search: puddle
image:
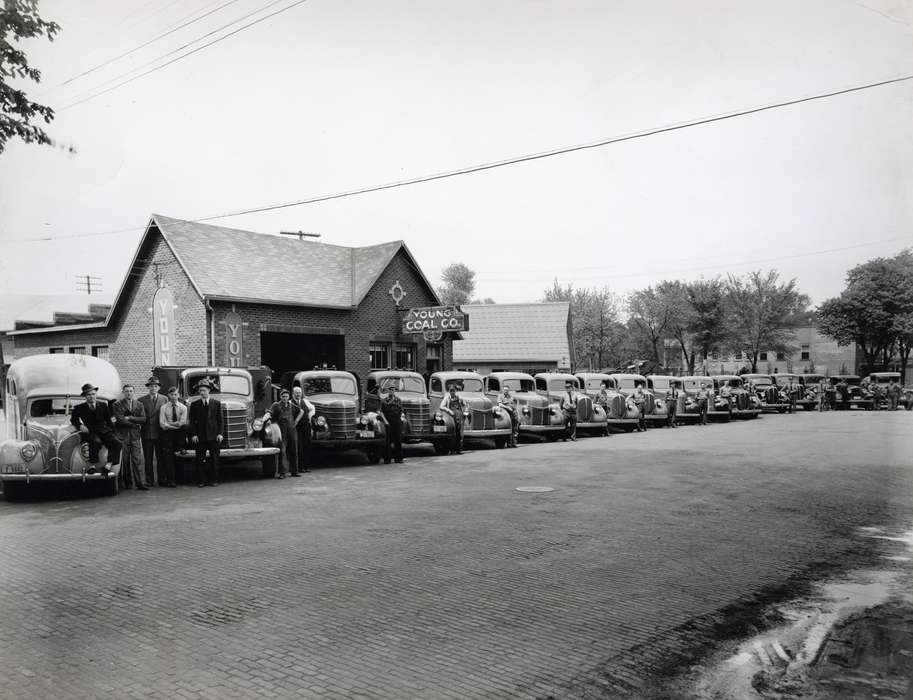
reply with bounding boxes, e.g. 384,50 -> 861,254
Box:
688,525 -> 913,699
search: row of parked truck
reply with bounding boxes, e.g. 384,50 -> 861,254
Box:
1,354 -> 910,500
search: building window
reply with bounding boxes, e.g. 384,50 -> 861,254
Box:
69,346 -> 87,355
425,344 -> 442,373
92,345 -> 110,361
800,344 -> 810,361
49,347 -> 64,354
369,343 -> 389,370
776,352 -> 785,361
759,352 -> 768,361
394,344 -> 415,370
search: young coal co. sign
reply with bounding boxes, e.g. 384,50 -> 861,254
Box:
402,306 -> 468,334
152,287 -> 176,365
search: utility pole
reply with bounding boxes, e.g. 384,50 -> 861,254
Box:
279,230 -> 321,241
76,275 -> 102,295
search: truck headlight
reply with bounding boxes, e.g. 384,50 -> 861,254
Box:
549,406 -> 557,415
522,406 -> 530,415
315,416 -> 327,428
252,418 -> 264,432
492,407 -> 502,416
434,411 -> 443,422
359,416 -> 368,426
20,443 -> 38,462
462,409 -> 470,417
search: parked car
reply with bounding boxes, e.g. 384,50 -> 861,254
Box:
429,371 -> 513,448
484,372 -> 565,440
285,369 -> 387,462
772,373 -> 815,411
610,373 -> 669,426
646,375 -> 685,424
862,372 -> 912,410
153,366 -> 282,477
797,373 -> 827,409
827,375 -> 874,410
1,354 -> 123,500
710,375 -> 761,419
364,370 -> 452,455
534,373 -> 609,436
679,376 -> 731,421
577,372 -> 639,431
743,374 -> 790,413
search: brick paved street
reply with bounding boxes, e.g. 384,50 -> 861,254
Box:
1,411 -> 911,700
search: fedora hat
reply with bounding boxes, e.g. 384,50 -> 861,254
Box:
145,376 -> 161,387
195,378 -> 214,391
80,383 -> 99,396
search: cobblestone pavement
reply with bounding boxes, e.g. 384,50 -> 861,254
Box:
1,411 -> 911,699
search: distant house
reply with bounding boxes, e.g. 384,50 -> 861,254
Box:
452,302 -> 574,375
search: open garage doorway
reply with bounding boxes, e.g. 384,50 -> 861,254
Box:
260,332 -> 345,380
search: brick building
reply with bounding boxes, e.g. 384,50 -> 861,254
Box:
452,302 -> 574,375
9,215 -> 452,394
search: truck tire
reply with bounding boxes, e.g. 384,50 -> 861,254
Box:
494,436 -> 507,449
3,483 -> 25,502
433,441 -> 450,456
102,476 -> 119,497
261,453 -> 277,479
366,449 -> 382,464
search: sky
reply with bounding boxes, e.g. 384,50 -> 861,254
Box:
1,0 -> 912,322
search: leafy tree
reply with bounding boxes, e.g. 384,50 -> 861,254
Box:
542,280 -> 624,370
685,278 -> 728,368
1,1 -> 60,153
437,262 -> 476,305
725,270 -> 809,372
627,286 -> 671,368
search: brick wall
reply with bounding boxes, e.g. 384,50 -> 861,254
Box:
12,229 -> 209,389
210,249 -> 452,393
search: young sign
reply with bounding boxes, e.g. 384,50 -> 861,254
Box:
402,305 -> 467,334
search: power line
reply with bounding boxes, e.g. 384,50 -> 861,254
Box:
13,72 -> 913,242
58,0 -> 308,111
58,0 -> 243,87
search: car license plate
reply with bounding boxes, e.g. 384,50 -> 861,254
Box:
2,464 -> 26,474
356,430 -> 374,438
433,425 -> 447,433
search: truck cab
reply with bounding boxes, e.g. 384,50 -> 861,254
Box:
610,373 -> 668,426
429,371 -> 512,448
1,354 -> 123,500
577,372 -> 638,430
678,376 -> 730,421
364,370 -> 451,455
710,375 -> 761,418
743,374 -> 790,413
484,371 -> 564,439
534,373 -> 609,436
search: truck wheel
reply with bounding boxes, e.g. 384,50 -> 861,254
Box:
366,449 -> 382,465
494,436 -> 507,449
261,454 -> 277,479
103,476 -> 119,497
2,483 -> 24,502
433,441 -> 450,456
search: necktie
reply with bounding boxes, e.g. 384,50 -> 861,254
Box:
172,404 -> 178,422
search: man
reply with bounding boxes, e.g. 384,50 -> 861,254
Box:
870,381 -> 882,411
70,383 -> 121,475
836,378 -> 849,410
560,381 -> 577,441
158,386 -> 187,487
665,382 -> 679,428
440,384 -> 466,454
696,382 -> 710,426
139,376 -> 168,486
113,384 -> 148,490
291,386 -> 315,473
266,388 -> 302,478
188,379 -> 223,487
498,384 -> 519,448
887,379 -> 900,411
380,384 -> 405,463
786,379 -> 798,414
825,379 -> 837,411
632,385 -> 647,432
818,378 -> 828,412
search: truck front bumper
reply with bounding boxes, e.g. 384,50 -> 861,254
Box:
1,471 -> 118,483
175,447 -> 280,460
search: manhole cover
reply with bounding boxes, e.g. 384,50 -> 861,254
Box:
515,486 -> 554,493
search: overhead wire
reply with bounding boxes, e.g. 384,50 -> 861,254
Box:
57,0 -> 308,111
10,72 -> 913,243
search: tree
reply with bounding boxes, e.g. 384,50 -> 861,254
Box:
542,280 -> 624,370
818,249 -> 913,381
654,280 -> 696,373
725,270 -> 809,372
627,286 -> 671,368
685,278 -> 728,369
437,262 -> 476,305
1,1 -> 60,153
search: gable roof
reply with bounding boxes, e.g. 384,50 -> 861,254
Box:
453,302 -> 572,364
11,215 -> 440,335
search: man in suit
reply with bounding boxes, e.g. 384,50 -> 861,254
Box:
139,376 -> 168,486
158,386 -> 187,487
291,386 -> 315,473
70,383 -> 121,474
561,381 -> 577,441
113,384 -> 149,490
440,384 -> 466,454
380,384 -> 405,463
188,379 -> 223,487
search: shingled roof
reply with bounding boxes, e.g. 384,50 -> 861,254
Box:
153,214 -> 426,308
453,302 -> 572,363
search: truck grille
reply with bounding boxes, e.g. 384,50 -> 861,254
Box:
576,396 -> 593,422
736,393 -> 749,410
642,394 -> 655,415
318,405 -> 357,439
402,402 -> 430,435
470,409 -> 494,431
222,406 -> 249,449
764,387 -> 778,404
530,405 -> 551,426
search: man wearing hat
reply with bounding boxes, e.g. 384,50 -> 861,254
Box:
379,383 -> 405,464
70,383 -> 121,474
139,376 -> 168,486
265,388 -> 302,478
113,384 -> 149,490
440,383 -> 467,454
560,381 -> 577,441
188,378 -> 223,487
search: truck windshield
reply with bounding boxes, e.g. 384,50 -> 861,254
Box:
683,379 -> 709,391
380,376 -> 426,393
650,378 -> 669,390
446,378 -> 483,392
615,378 -> 645,390
187,375 -> 250,396
749,377 -> 773,386
30,397 -> 85,417
303,376 -> 356,396
502,378 -> 535,392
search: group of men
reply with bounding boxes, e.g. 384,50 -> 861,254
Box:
264,386 -> 314,478
814,377 -> 905,411
71,376 -> 233,489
